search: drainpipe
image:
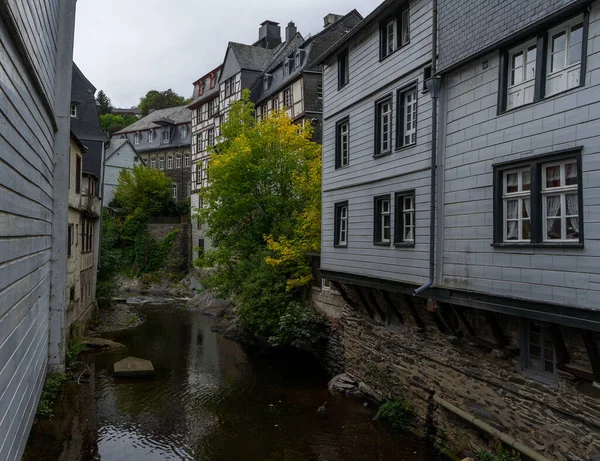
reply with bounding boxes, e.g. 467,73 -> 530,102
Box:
433,395 -> 550,461
414,0 -> 441,296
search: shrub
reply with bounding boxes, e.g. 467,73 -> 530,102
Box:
374,399 -> 412,433
37,373 -> 68,417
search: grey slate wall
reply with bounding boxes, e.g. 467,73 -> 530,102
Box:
440,2 -> 600,310
321,0 -> 434,284
438,0 -> 582,71
0,1 -> 75,459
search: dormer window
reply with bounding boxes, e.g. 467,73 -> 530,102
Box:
198,82 -> 204,96
134,132 -> 140,145
379,6 -> 410,59
181,125 -> 188,138
295,50 -> 304,68
70,104 -> 77,118
148,130 -> 155,142
162,131 -> 170,142
263,74 -> 272,92
209,74 -> 215,89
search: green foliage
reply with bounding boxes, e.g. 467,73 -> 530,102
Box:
37,373 -> 68,418
97,212 -> 122,308
100,113 -> 138,136
374,399 -> 412,433
476,448 -> 521,461
66,338 -> 85,362
112,165 -> 173,215
95,90 -> 112,115
195,90 -> 323,347
139,89 -> 186,116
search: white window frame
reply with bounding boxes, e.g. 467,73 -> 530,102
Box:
401,9 -> 410,46
385,19 -> 396,56
70,104 -> 77,118
541,159 -> 579,242
172,183 -> 177,199
546,15 -> 584,97
502,168 -> 531,242
181,126 -> 187,138
340,121 -> 349,167
167,155 -> 173,170
284,88 -> 293,107
379,99 -> 392,154
208,100 -> 216,117
162,131 -> 170,143
176,154 -> 182,168
402,194 -> 415,242
403,88 -> 417,146
337,204 -> 348,246
184,153 -> 191,167
207,128 -> 215,147
150,157 -> 156,169
159,157 -> 165,170
272,97 -> 279,111
317,81 -> 323,99
295,52 -> 301,68
377,197 -> 391,244
148,130 -> 155,142
507,39 -> 537,109
134,132 -> 140,145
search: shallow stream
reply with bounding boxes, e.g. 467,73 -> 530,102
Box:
24,303 -> 440,461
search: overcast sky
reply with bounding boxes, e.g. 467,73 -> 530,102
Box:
73,0 -> 382,108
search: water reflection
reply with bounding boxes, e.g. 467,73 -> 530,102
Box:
25,304 -> 439,461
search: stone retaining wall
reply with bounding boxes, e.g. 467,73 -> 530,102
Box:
311,286 -> 600,460
148,220 -> 191,272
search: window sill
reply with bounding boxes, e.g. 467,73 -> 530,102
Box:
394,242 -> 415,248
395,142 -> 417,153
338,83 -> 349,91
378,42 -> 410,63
491,242 -> 583,249
335,164 -> 350,171
374,242 -> 391,247
373,151 -> 392,159
334,244 -> 348,249
499,82 -> 585,116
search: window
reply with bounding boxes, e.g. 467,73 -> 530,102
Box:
263,74 -> 271,91
374,195 -> 391,245
159,157 -> 165,170
199,82 -> 205,96
69,286 -> 75,302
181,126 -> 187,138
272,97 -> 279,111
172,183 -> 178,199
67,224 -> 73,257
224,77 -> 235,98
317,80 -> 323,99
396,86 -> 417,147
207,128 -> 215,147
148,130 -> 155,142
210,74 -> 215,89
380,7 -> 410,59
335,118 -> 349,169
338,49 -> 349,88
196,134 -> 202,153
167,155 -> 173,169
176,154 -> 182,168
284,88 -> 293,107
198,239 -> 205,258
150,157 -> 156,169
134,132 -> 140,145
295,52 -> 302,68
422,66 -> 432,93
284,59 -> 290,77
507,40 -> 537,109
184,153 -> 191,167
162,131 -> 170,142
334,202 -> 348,247
547,18 -> 584,96
75,155 -> 81,193
196,107 -> 203,124
375,96 -> 392,156
208,99 -> 216,117
134,156 -> 139,163
494,151 -> 582,246
500,14 -> 586,112
395,192 -> 415,245
70,104 -> 77,118
521,320 -> 556,383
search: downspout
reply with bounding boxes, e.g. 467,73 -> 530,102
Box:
433,395 -> 550,461
414,0 -> 439,296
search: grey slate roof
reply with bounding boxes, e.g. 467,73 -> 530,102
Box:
115,105 -> 191,134
229,42 -> 278,71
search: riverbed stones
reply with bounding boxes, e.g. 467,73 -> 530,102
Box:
114,357 -> 154,377
82,337 -> 125,351
186,289 -> 234,317
328,373 -> 362,396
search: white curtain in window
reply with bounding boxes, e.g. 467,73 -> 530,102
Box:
546,166 -> 561,187
566,193 -> 579,233
546,196 -> 561,217
546,195 -> 561,238
507,173 -> 518,191
507,200 -> 518,239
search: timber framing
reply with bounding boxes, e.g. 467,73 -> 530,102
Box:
320,269 -> 600,332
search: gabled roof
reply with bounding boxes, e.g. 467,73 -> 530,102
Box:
70,63 -> 107,143
312,0 -> 398,66
228,42 -> 275,71
114,105 -> 191,134
70,130 -> 87,153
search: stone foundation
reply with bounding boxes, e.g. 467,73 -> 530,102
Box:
148,218 -> 191,272
311,285 -> 600,461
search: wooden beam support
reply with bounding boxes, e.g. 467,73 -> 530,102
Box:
583,330 -> 600,382
438,303 -> 461,337
484,311 -> 508,347
379,290 -> 404,325
549,325 -> 570,367
331,281 -> 358,310
403,294 -> 425,330
348,285 -> 375,319
363,286 -> 386,323
452,305 -> 476,337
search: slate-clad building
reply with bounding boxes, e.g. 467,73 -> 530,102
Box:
103,138 -> 141,205
0,1 -> 77,459
114,106 -> 192,202
315,0 -> 600,459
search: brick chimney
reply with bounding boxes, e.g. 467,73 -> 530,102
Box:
285,21 -> 297,42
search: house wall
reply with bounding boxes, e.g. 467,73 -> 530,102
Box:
103,142 -> 139,205
440,2 -> 600,310
139,147 -> 191,203
321,0 -> 434,285
0,1 -> 76,459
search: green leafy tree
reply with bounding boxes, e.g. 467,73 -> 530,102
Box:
100,113 -> 138,136
197,90 -> 324,346
112,164 -> 173,215
139,89 -> 186,116
96,90 -> 112,115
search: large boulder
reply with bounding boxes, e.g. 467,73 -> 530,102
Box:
185,290 -> 234,317
114,357 -> 154,377
328,373 -> 362,396
82,337 -> 125,351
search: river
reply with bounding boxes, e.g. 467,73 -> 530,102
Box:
24,303 -> 441,461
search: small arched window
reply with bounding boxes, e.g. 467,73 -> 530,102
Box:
167,155 -> 173,169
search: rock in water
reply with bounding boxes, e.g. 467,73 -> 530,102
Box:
328,373 -> 361,396
114,357 -> 154,377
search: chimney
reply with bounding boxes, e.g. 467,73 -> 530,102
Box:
257,20 -> 281,49
285,21 -> 297,42
323,13 -> 343,27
